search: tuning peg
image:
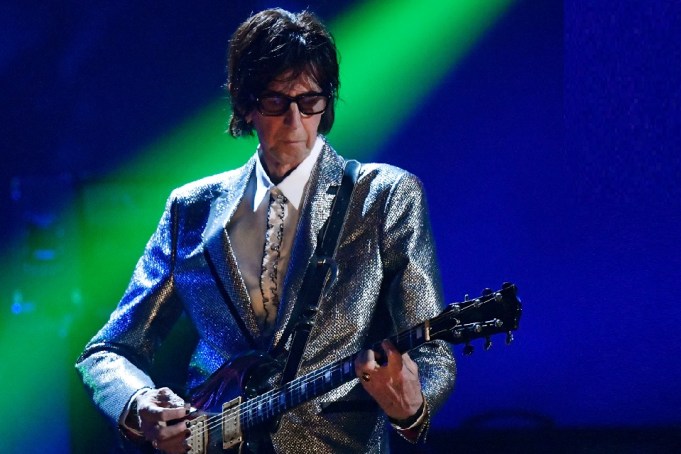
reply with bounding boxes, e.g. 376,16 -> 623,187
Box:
506,331 -> 514,345
463,342 -> 474,356
484,337 -> 493,351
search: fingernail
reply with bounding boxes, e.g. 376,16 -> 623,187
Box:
185,429 -> 191,437
185,420 -> 191,428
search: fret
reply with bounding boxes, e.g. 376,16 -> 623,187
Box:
342,358 -> 352,376
279,390 -> 286,409
265,397 -> 273,419
239,337 -> 433,432
290,381 -> 300,407
208,283 -> 520,452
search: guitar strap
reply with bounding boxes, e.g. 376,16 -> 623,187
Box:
273,159 -> 361,384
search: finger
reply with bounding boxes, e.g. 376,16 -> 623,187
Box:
354,348 -> 377,370
139,405 -> 189,438
140,416 -> 163,442
155,420 -> 192,454
382,339 -> 403,372
401,352 -> 420,376
354,349 -> 378,384
155,387 -> 186,408
365,347 -> 376,364
158,404 -> 191,423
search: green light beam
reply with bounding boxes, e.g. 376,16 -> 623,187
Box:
329,0 -> 514,153
0,1 -> 514,449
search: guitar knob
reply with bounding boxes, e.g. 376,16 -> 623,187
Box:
484,337 -> 492,351
463,342 -> 474,356
506,331 -> 514,345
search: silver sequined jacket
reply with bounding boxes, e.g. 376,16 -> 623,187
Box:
76,143 -> 456,452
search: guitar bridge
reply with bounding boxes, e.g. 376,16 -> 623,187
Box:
222,396 -> 243,450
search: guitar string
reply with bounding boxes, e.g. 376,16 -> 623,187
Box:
194,313 -> 448,435
198,343 -> 370,434
193,292 -> 500,435
192,292 -> 502,435
197,356 -> 349,434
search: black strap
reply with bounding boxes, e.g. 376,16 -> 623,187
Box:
317,159 -> 361,256
275,160 -> 361,383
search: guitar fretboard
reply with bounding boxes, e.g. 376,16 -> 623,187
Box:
238,321 -> 431,430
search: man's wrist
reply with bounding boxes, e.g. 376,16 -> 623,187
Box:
389,394 -> 431,444
388,395 -> 427,429
120,387 -> 152,438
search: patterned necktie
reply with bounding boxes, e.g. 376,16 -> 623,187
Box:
259,187 -> 288,330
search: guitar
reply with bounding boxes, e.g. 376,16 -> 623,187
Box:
184,283 -> 522,453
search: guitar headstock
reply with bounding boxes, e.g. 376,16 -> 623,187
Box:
430,282 -> 522,354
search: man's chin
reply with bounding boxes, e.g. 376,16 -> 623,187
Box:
276,141 -> 310,156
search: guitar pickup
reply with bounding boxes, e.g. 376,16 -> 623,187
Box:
187,414 -> 208,454
222,396 -> 243,450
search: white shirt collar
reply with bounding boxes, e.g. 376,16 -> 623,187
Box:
253,136 -> 324,211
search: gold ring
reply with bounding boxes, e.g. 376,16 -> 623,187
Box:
362,372 -> 371,382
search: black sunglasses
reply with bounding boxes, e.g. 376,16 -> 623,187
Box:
255,92 -> 329,116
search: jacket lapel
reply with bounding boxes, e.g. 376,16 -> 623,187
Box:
271,143 -> 345,351
202,157 -> 266,348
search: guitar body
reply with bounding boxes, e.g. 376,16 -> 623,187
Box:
188,352 -> 281,454
180,283 -> 522,454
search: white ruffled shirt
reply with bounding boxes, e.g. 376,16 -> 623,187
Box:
228,136 -> 324,335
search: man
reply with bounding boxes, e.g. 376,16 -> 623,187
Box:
77,8 -> 455,453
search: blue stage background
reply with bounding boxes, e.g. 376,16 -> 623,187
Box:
2,0 -> 680,452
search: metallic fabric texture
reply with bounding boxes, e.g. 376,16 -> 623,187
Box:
76,142 -> 456,452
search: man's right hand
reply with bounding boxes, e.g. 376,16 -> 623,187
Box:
125,387 -> 191,453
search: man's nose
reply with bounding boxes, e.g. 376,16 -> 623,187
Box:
283,101 -> 304,126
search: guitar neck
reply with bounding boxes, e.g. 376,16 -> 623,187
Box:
239,322 -> 430,431
237,283 -> 521,431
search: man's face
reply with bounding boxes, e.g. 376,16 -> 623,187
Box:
246,72 -> 323,168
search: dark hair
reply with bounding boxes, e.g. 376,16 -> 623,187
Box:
227,8 -> 340,137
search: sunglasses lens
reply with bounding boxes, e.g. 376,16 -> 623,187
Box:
297,95 -> 328,115
258,96 -> 289,115
257,94 -> 328,116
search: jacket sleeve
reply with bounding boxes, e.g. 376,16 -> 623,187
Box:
75,193 -> 184,426
379,171 -> 456,421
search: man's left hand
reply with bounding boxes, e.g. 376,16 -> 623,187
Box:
354,339 -> 424,421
